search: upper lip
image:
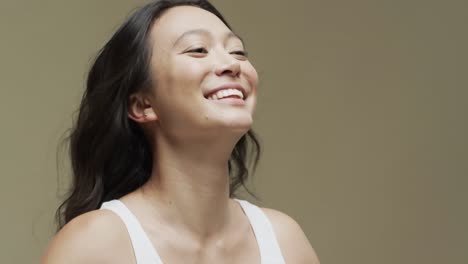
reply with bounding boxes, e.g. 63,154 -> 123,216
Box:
204,83 -> 247,99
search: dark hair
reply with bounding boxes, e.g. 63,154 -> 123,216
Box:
56,0 -> 261,231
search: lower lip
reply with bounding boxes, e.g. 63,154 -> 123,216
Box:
208,97 -> 246,106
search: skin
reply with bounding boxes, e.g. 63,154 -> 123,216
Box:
41,6 -> 320,264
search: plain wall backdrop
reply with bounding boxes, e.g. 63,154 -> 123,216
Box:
0,0 -> 466,263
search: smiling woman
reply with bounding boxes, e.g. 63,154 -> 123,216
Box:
41,0 -> 319,263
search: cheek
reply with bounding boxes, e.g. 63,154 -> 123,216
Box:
244,62 -> 259,92
151,58 -> 209,116
153,57 -> 207,99
170,58 -> 208,88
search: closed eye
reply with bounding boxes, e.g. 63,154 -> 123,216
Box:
187,47 -> 208,54
185,48 -> 249,58
231,50 -> 249,57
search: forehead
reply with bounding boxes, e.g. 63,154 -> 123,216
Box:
150,6 -> 232,46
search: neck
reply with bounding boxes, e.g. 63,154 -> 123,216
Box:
138,132 -> 242,243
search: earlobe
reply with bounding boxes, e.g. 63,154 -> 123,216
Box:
142,108 -> 158,121
128,94 -> 158,123
128,107 -> 158,123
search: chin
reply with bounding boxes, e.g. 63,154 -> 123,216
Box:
201,104 -> 254,133
218,116 -> 253,134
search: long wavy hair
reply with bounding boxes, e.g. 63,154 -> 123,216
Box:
56,0 -> 261,231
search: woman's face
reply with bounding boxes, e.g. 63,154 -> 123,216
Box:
146,6 -> 258,139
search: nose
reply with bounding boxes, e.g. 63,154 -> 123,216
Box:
214,52 -> 241,77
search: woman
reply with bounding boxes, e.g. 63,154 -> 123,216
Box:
42,0 -> 320,263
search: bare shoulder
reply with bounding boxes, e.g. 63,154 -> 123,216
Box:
41,209 -> 134,264
261,207 -> 321,264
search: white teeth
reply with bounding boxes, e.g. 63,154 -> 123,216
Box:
208,89 -> 244,100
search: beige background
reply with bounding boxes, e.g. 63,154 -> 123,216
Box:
1,0 -> 467,263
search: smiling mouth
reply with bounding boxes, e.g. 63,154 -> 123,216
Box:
205,88 -> 245,101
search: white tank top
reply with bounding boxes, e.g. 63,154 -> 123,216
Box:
100,198 -> 285,264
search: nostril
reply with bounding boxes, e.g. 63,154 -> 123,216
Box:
219,69 -> 235,76
215,61 -> 241,77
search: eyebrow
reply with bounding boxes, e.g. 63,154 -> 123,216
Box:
172,28 -> 245,47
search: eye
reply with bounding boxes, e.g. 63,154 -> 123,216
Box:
187,47 -> 208,54
231,50 -> 249,58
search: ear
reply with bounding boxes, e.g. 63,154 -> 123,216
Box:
128,93 -> 158,123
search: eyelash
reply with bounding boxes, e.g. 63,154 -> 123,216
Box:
187,48 -> 248,57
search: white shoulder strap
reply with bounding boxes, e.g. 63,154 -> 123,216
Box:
100,200 -> 164,264
234,199 -> 286,264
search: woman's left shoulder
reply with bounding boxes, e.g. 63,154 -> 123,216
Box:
261,207 -> 321,264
